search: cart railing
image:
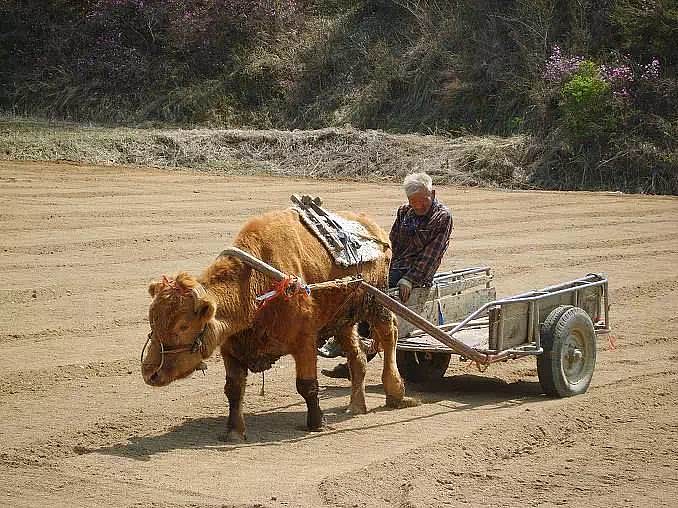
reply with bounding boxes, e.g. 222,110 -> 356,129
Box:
362,274 -> 609,364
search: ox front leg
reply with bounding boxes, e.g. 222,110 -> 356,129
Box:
372,314 -> 418,409
221,352 -> 248,442
292,345 -> 324,431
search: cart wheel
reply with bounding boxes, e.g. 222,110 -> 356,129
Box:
537,305 -> 573,396
537,306 -> 596,397
396,350 -> 451,382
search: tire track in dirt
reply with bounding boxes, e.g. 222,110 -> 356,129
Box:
462,215 -> 678,237
319,373 -> 678,508
4,231 -> 674,287
552,248 -> 678,266
0,359 -> 139,396
4,367 -> 674,478
0,207 -> 248,221
0,409 -> 168,467
455,233 -> 678,258
0,351 -> 227,399
0,250 -> 215,273
0,215 -> 249,234
611,278 -> 678,305
5,202 -> 674,237
0,316 -> 146,346
0,338 -> 676,463
5,191 -> 669,226
0,468 -> 239,508
469,248 -> 677,283
457,202 -> 670,218
3,232 -> 211,254
0,286 -> 74,305
599,335 -> 678,352
4,214 -> 675,272
3,190 -> 155,199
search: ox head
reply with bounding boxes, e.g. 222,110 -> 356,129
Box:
142,273 -> 216,387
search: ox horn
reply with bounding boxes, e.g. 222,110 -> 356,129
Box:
191,284 -> 208,312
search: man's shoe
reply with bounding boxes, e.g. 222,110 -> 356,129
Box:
318,337 -> 344,359
357,321 -> 370,338
321,362 -> 351,379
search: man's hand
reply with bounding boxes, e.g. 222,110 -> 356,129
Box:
397,278 -> 413,303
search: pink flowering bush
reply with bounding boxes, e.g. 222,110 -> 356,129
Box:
544,46 -> 660,100
540,46 -> 663,144
543,46 -> 584,83
530,40 -> 675,194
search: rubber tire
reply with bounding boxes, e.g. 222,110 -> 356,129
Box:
537,306 -> 596,397
396,350 -> 451,383
537,305 -> 573,396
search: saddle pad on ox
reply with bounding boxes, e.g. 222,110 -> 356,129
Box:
292,206 -> 385,267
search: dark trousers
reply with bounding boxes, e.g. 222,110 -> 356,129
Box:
358,268 -> 406,339
388,268 -> 408,289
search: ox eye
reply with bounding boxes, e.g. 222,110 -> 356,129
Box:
179,324 -> 190,332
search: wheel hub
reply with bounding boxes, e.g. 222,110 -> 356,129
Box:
562,333 -> 587,382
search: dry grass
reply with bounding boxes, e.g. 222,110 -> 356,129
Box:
0,118 -> 529,188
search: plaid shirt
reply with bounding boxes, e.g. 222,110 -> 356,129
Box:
389,199 -> 453,286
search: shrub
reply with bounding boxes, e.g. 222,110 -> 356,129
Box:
529,42 -> 675,193
560,61 -> 618,144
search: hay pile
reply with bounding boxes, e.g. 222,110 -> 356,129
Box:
1,119 -> 528,188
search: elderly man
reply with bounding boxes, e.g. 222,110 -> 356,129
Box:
320,172 -> 453,378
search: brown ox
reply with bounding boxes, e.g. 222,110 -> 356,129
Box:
142,209 -> 411,440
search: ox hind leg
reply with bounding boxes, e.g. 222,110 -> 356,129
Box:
370,313 -> 418,408
292,337 -> 324,431
220,348 -> 248,442
335,324 -> 368,414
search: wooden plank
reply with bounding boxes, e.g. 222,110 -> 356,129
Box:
436,287 -> 496,323
386,273 -> 492,300
489,301 -> 530,350
396,287 -> 495,338
291,194 -> 343,249
398,326 -> 489,352
405,317 -> 489,338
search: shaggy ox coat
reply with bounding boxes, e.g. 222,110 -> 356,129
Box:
143,209 -> 410,439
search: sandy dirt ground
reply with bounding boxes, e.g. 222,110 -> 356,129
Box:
1,160 -> 677,508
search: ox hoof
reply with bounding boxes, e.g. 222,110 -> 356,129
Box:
385,395 -> 420,409
346,403 -> 368,415
306,415 -> 327,432
218,430 -> 247,443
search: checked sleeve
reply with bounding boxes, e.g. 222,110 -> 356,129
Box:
404,211 -> 452,286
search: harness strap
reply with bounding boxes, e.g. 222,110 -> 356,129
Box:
141,326 -> 207,377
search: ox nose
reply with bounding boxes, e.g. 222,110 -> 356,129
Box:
149,372 -> 160,385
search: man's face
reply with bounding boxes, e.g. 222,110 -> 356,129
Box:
408,189 -> 434,216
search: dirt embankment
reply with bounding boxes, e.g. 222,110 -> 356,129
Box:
1,160 -> 677,507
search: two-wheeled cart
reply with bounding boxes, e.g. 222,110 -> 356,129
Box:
221,248 -> 609,397
376,268 -> 610,396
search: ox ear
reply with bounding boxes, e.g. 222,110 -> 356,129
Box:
194,296 -> 216,322
191,285 -> 216,322
148,281 -> 164,298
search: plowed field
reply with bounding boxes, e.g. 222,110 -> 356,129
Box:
1,160 -> 677,507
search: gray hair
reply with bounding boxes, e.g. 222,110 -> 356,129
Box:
403,172 -> 433,197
